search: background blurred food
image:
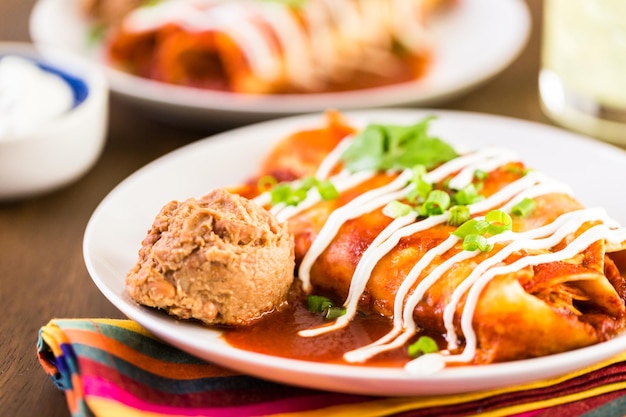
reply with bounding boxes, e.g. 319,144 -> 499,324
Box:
88,0 -> 455,94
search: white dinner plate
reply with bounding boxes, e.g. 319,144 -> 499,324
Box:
83,109 -> 626,396
30,0 -> 531,125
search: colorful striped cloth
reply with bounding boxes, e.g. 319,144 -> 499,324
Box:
38,319 -> 626,417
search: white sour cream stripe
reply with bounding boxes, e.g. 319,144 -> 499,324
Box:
298,147 -> 532,337
342,173 -> 573,362
441,207 -> 619,351
405,222 -> 626,375
120,0 -> 430,89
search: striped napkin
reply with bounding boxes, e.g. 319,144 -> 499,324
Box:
38,319 -> 626,417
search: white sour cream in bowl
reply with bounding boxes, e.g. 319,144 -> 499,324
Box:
0,43 -> 108,200
0,55 -> 75,139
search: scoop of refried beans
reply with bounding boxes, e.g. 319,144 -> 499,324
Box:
125,188 -> 295,326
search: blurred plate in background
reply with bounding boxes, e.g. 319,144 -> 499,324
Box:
30,0 -> 531,126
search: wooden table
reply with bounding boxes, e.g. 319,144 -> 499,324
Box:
0,1 -> 560,416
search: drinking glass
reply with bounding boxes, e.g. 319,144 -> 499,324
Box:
540,0 -> 626,145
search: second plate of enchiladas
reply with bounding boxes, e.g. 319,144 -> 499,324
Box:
30,0 -> 531,123
84,109 -> 626,395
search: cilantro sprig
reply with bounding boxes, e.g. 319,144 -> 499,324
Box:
340,117 -> 458,173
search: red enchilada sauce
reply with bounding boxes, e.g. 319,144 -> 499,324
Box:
222,292 -> 432,367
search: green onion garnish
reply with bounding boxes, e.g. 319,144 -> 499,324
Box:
307,295 -> 334,313
268,176 -> 339,207
452,209 -> 512,252
270,183 -> 294,205
462,234 -> 493,252
407,336 -> 439,358
485,209 -> 512,234
324,306 -> 347,320
316,179 -> 340,200
453,183 -> 484,205
448,205 -> 470,226
407,165 -> 433,202
306,295 -> 346,320
511,198 -> 536,217
474,169 -> 489,181
452,218 -> 490,238
421,190 -> 450,216
257,175 -> 278,192
383,200 -> 413,218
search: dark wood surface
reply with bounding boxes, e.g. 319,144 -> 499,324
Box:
0,1 -> 558,416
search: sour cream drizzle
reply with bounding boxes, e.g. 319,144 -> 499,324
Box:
253,127 -> 624,373
121,0 -> 430,90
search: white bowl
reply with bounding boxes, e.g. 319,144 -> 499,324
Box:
0,42 -> 108,200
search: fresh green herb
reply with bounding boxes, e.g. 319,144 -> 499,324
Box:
306,295 -> 346,320
511,198 -> 536,217
383,200 -> 414,219
407,336 -> 439,358
452,183 -> 484,205
340,117 -> 458,172
448,205 -> 470,226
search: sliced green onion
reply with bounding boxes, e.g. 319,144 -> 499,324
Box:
485,209 -> 512,234
306,295 -> 334,313
408,179 -> 433,203
448,205 -> 470,226
407,336 -> 439,358
412,165 -> 428,179
462,234 -> 493,252
270,183 -> 294,205
422,190 -> 450,216
452,218 -> 490,238
257,175 -> 278,192
409,165 -> 433,201
383,200 -> 413,218
324,307 -> 347,320
300,176 -> 317,189
511,198 -> 536,217
316,179 -> 339,201
453,183 -> 484,205
474,169 -> 489,181
306,295 -> 346,320
268,176 -> 339,207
